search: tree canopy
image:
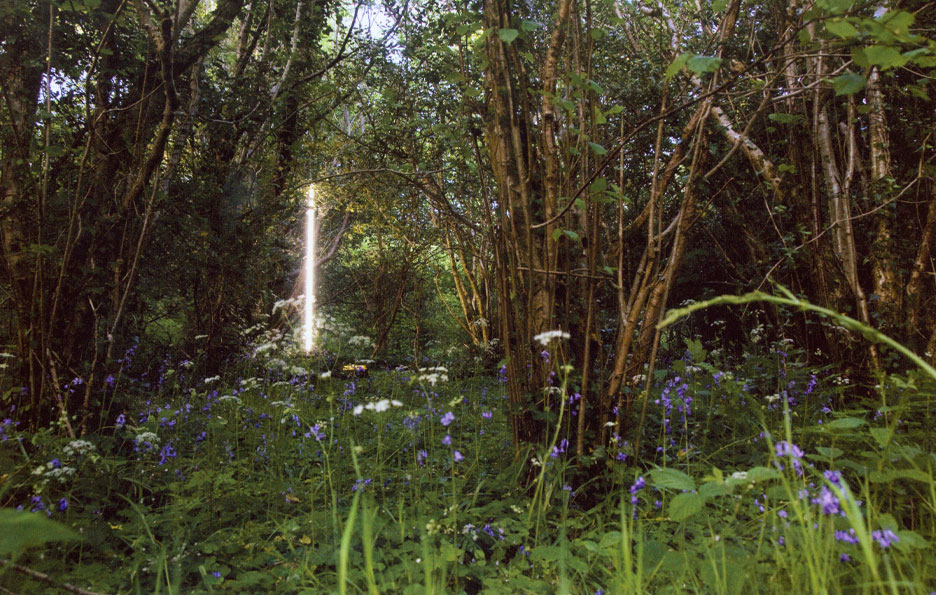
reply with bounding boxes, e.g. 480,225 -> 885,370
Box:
2,0 -> 935,458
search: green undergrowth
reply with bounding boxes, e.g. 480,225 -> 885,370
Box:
2,331 -> 936,593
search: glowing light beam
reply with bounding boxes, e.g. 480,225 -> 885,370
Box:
303,186 -> 317,352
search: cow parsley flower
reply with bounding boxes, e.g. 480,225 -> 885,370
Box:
534,330 -> 570,346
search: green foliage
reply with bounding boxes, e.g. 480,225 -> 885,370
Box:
0,509 -> 78,557
3,307 -> 936,592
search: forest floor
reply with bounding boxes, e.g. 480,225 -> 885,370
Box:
2,337 -> 936,593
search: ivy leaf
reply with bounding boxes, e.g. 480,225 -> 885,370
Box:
498,28 -> 519,44
825,19 -> 859,39
664,53 -> 691,79
832,72 -> 866,95
686,55 -> 723,75
520,20 -> 539,32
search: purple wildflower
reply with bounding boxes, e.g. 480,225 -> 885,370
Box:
872,529 -> 899,549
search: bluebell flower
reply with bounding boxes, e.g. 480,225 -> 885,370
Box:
440,411 -> 454,426
872,529 -> 899,549
835,529 -> 859,544
551,438 -> 568,458
454,450 -> 464,462
58,497 -> 68,511
442,434 -> 451,446
812,486 -> 840,515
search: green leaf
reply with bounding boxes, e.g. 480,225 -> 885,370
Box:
593,105 -> 607,125
551,229 -> 563,241
668,492 -> 704,521
864,45 -> 908,70
650,468 -> 696,491
664,53 -> 691,79
895,530 -> 930,551
590,177 -> 607,193
520,20 -> 539,32
870,427 -> 891,448
892,469 -> 933,483
0,509 -> 79,556
530,545 -> 563,561
746,466 -> 781,482
564,230 -> 581,242
498,28 -> 519,44
825,416 -> 865,429
907,84 -> 930,101
768,112 -> 804,124
832,72 -> 866,95
699,482 -> 732,499
711,0 -> 727,12
586,79 -> 604,95
686,55 -> 723,75
816,446 -> 844,459
826,19 -> 859,39
587,142 -> 607,156
606,105 -> 624,115
816,0 -> 854,14
879,10 -> 914,37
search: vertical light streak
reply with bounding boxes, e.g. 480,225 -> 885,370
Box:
303,186 -> 316,352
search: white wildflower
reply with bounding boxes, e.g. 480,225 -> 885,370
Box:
253,342 -> 277,356
319,370 -> 332,379
348,335 -> 375,348
418,373 -> 448,386
730,471 -> 748,480
203,375 -> 220,384
354,399 -> 404,416
63,440 -> 95,457
134,432 -> 160,446
217,395 -> 241,404
533,330 -> 570,346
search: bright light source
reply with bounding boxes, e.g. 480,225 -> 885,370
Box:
303,186 -> 317,352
